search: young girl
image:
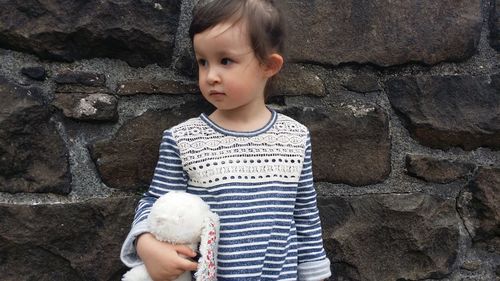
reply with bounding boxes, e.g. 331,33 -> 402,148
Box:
121,0 -> 332,280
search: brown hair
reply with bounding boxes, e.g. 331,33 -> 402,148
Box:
189,0 -> 285,64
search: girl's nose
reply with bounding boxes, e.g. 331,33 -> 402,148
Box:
206,67 -> 220,84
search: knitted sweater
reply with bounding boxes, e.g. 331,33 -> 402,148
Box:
121,110 -> 332,281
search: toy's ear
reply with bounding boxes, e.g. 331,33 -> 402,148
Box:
194,212 -> 219,281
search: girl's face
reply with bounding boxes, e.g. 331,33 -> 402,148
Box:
193,21 -> 272,113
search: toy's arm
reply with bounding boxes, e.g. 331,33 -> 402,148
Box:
295,133 -> 332,281
121,129 -> 188,267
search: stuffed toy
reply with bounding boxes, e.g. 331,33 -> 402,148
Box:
122,191 -> 219,281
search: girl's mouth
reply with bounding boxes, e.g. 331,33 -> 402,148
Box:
209,91 -> 225,96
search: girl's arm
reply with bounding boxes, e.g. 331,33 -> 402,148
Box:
294,133 -> 332,281
120,129 -> 191,267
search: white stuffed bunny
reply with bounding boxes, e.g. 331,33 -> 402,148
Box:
122,191 -> 219,281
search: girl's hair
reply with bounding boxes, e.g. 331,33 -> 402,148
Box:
189,0 -> 285,64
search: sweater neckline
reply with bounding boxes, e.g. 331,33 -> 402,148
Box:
200,109 -> 277,137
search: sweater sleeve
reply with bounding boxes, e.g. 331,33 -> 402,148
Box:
295,133 -> 332,281
120,129 -> 188,267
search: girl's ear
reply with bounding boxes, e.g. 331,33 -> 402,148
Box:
264,53 -> 284,78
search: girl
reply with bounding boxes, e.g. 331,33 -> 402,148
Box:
121,0 -> 332,280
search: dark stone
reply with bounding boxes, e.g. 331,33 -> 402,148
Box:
276,0 -> 482,66
54,71 -> 106,87
405,154 -> 476,184
319,193 -> 460,281
490,0 -> 500,51
116,79 -> 199,96
55,84 -> 111,94
0,195 -> 137,281
458,167 -> 500,254
386,74 -> 500,150
89,100 -> 212,191
0,1 -> 180,67
0,76 -> 71,194
173,47 -> 197,78
343,73 -> 381,93
21,66 -> 47,81
52,93 -> 118,121
0,238 -> 83,281
282,104 -> 390,186
268,64 -> 326,97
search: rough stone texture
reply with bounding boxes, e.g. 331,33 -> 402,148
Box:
0,195 -> 137,281
277,0 -> 482,66
0,76 -> 71,194
406,154 -> 476,184
55,84 -> 111,95
458,167 -> 500,254
0,238 -> 83,281
490,0 -> 500,51
343,73 -> 381,93
53,93 -> 118,121
461,260 -> 481,272
268,64 -> 326,97
386,74 -> 500,151
116,79 -> 199,96
282,104 -> 391,186
52,72 -> 117,121
89,101 -> 210,191
55,71 -> 106,87
319,193 -> 461,281
0,0 -> 180,67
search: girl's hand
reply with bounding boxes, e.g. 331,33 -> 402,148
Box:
136,233 -> 198,281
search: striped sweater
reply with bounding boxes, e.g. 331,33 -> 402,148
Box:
121,110 -> 331,280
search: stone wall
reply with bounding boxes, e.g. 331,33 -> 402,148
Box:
0,0 -> 499,280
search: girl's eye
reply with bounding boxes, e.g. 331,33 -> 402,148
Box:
197,59 -> 207,67
221,58 -> 232,65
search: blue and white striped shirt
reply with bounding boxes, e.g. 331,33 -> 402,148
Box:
121,110 -> 331,280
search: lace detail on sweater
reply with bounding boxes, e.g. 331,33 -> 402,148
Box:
171,114 -> 309,188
